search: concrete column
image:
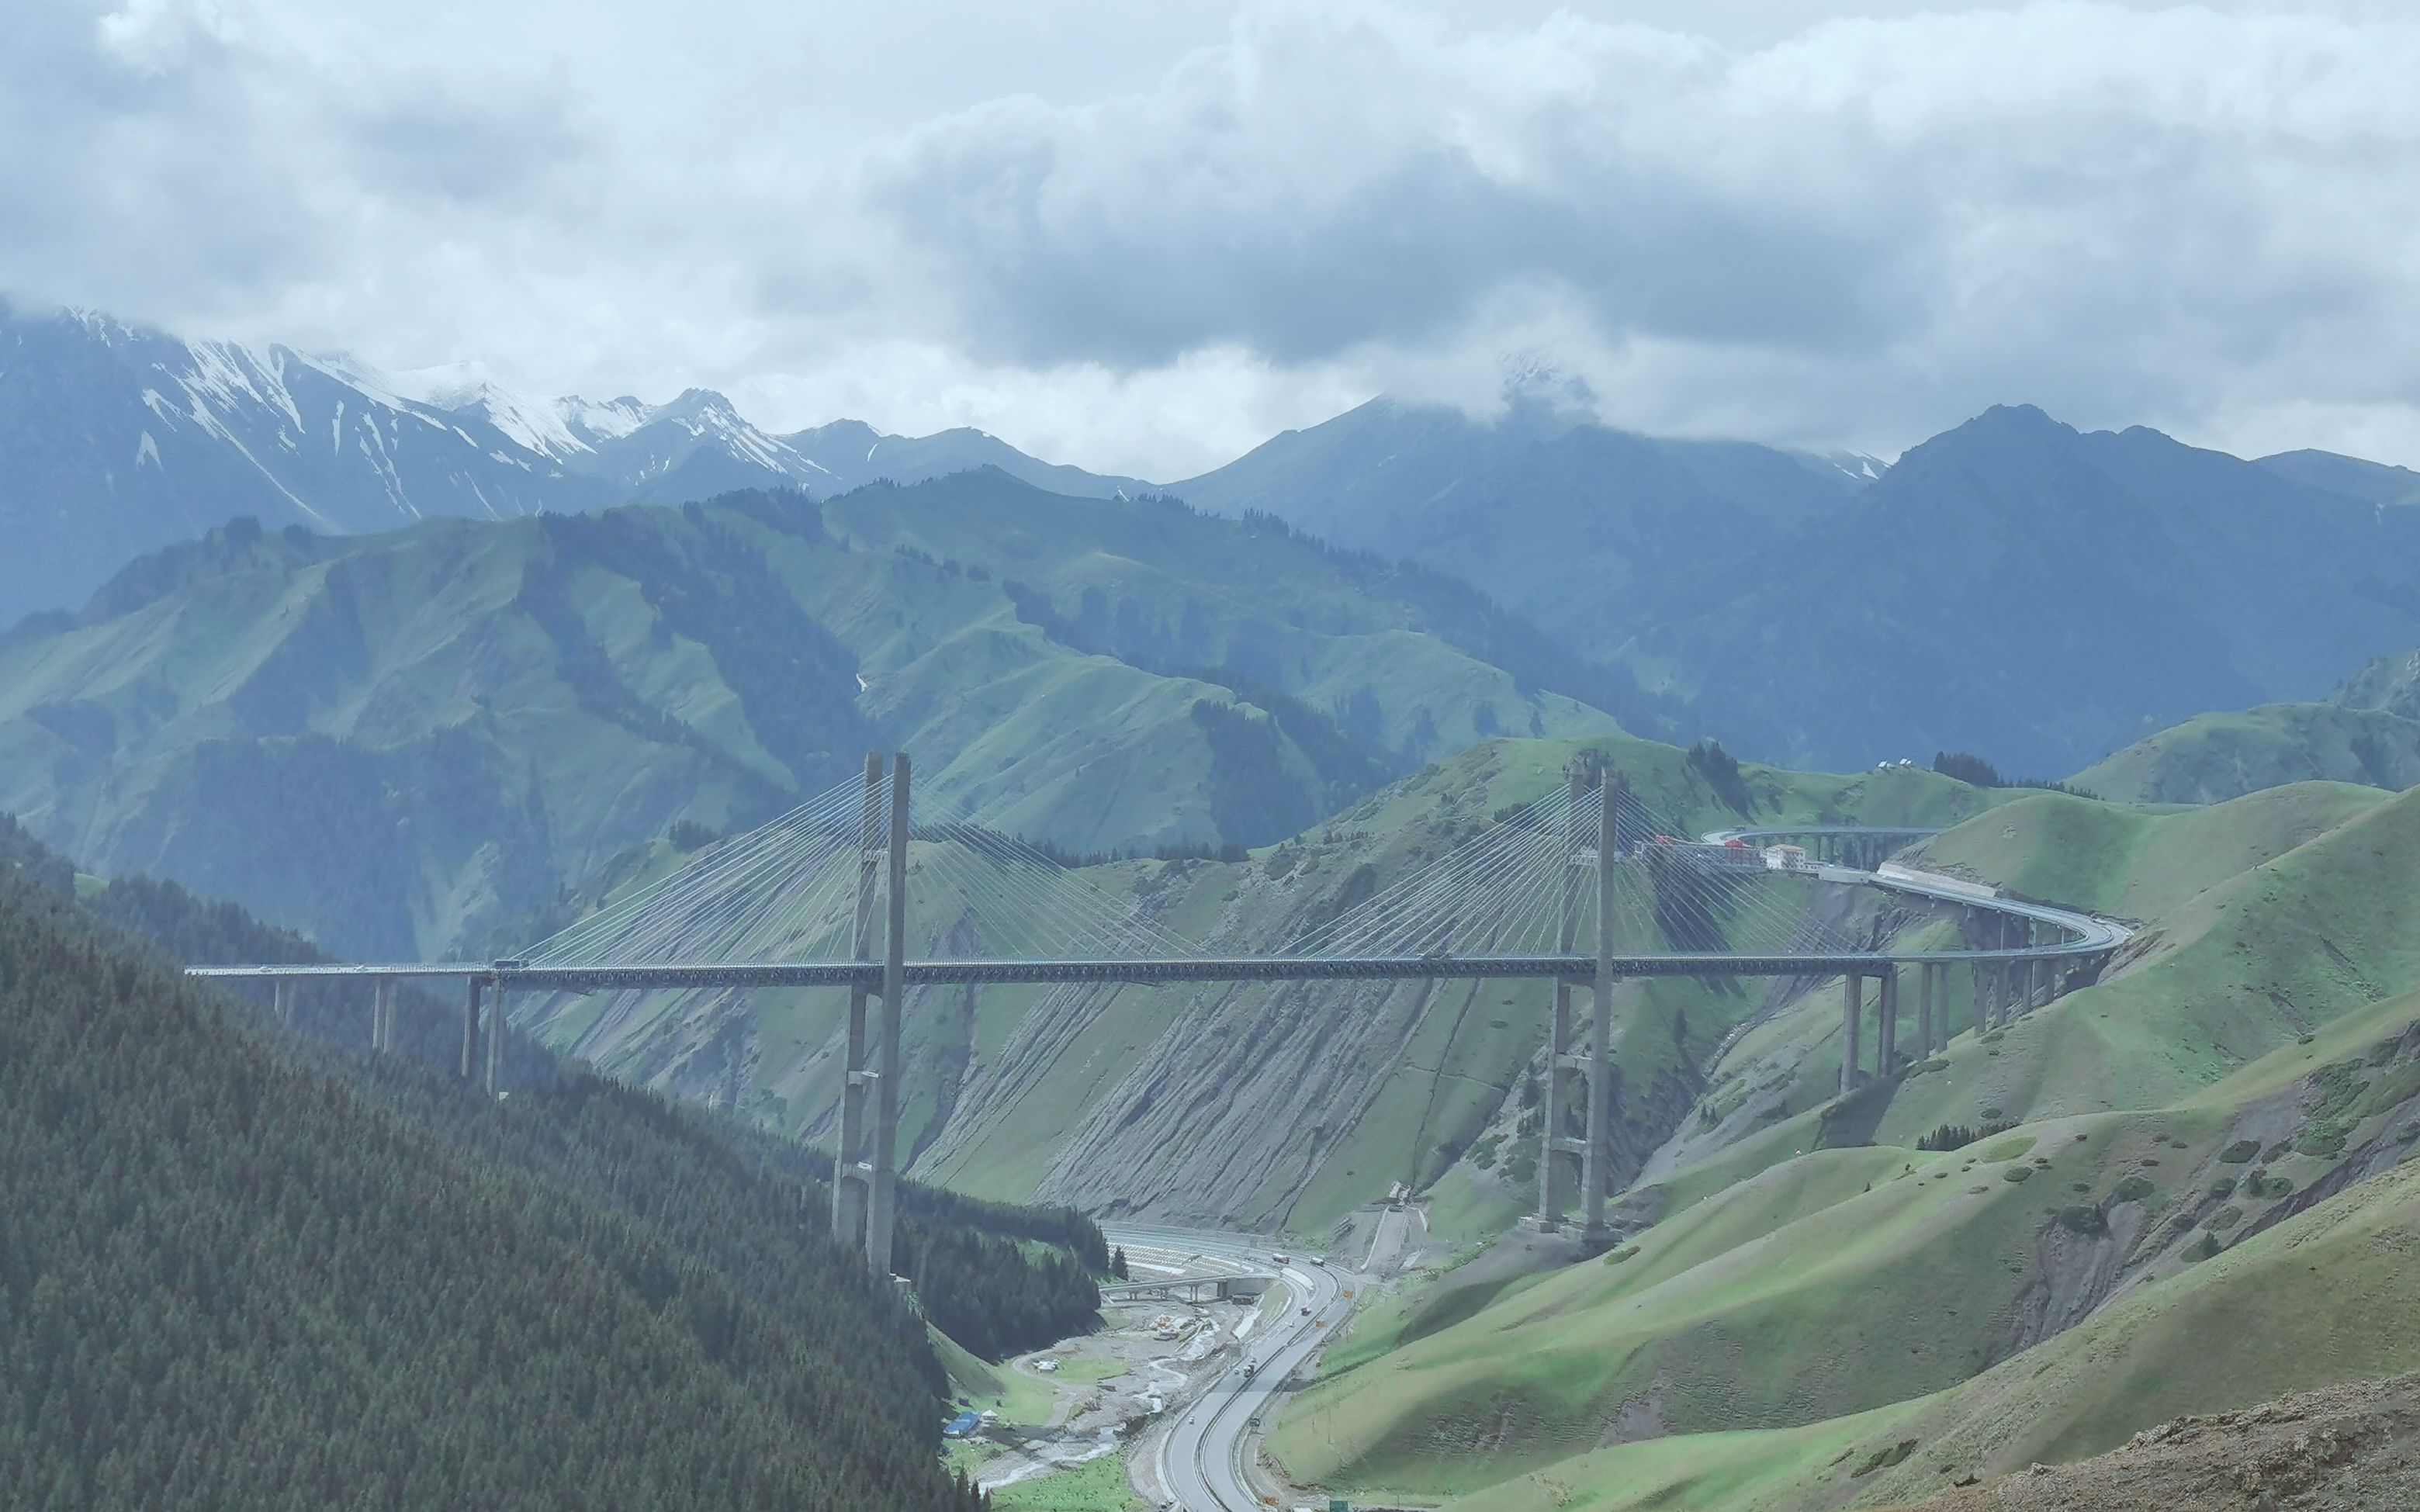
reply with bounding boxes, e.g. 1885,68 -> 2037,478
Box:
865,753 -> 911,1278
1991,915 -> 2012,1027
1915,963 -> 1934,1059
484,975 -> 507,1095
274,978 -> 293,1028
833,753 -> 885,1251
1581,774 -> 1619,1251
1840,973 -> 1863,1095
1878,967 -> 1899,1077
1538,766 -> 1587,1230
459,976 -> 482,1081
372,977 -> 394,1054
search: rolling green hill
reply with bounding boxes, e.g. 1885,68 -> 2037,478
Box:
1259,780 -> 2420,1510
0,474 -> 1636,958
2072,702 -> 2420,804
1899,782 -> 2387,919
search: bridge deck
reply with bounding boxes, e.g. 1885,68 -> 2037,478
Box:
182,832 -> 2127,990
189,943 -> 2114,990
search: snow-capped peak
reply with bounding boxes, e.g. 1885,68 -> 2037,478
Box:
557,395 -> 649,442
381,358 -> 593,460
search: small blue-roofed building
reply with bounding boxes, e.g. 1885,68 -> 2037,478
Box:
943,1411 -> 982,1438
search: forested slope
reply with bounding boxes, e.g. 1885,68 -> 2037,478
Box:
0,815 -> 1102,1366
0,837 -> 982,1510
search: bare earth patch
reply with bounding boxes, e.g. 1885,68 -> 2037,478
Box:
1892,1371 -> 2420,1511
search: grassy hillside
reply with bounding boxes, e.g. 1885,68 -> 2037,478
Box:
1447,1136 -> 2420,1512
0,821 -> 984,1510
1261,781 -> 2420,1510
1902,783 -> 2385,919
519,732 -> 2010,1237
0,477 -> 1629,957
2072,702 -> 2420,804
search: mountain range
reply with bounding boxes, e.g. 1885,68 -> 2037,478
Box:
1179,399 -> 2420,776
0,475 -> 1635,958
17,298 -> 2420,798
0,300 -> 1144,619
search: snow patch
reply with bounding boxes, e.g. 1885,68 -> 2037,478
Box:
559,395 -> 649,441
393,359 -> 592,459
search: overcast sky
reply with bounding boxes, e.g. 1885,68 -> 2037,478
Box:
8,0 -> 2419,477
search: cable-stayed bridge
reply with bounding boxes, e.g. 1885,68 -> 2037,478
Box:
190,751 -> 2124,1272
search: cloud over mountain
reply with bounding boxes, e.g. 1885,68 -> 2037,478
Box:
8,1 -> 2419,475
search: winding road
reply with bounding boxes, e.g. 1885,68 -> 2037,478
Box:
1104,1223 -> 1354,1512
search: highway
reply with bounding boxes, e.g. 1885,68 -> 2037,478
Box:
1104,1223 -> 1353,1512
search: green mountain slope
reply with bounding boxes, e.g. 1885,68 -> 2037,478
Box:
1901,782 -> 2386,919
0,475 -> 1629,957
2071,702 -> 2420,804
1442,1144 -> 2420,1512
1260,782 -> 2420,1510
1168,393 -> 1866,664
2335,644 -> 2420,718
0,821 -> 983,1511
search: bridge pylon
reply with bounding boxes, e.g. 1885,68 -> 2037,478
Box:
833,751 -> 912,1278
1537,763 -> 1587,1230
1580,770 -> 1620,1253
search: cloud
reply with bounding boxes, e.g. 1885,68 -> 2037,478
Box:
852,2 -> 2420,461
6,0 -> 2420,476
95,0 -> 237,74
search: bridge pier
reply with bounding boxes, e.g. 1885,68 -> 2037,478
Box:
485,973 -> 507,1095
1538,766 -> 1587,1231
274,978 -> 293,1029
1878,966 -> 1899,1077
372,977 -> 394,1054
833,754 -> 886,1258
1580,773 -> 1619,1254
1840,973 -> 1863,1095
459,976 -> 482,1081
1915,962 -> 1933,1058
